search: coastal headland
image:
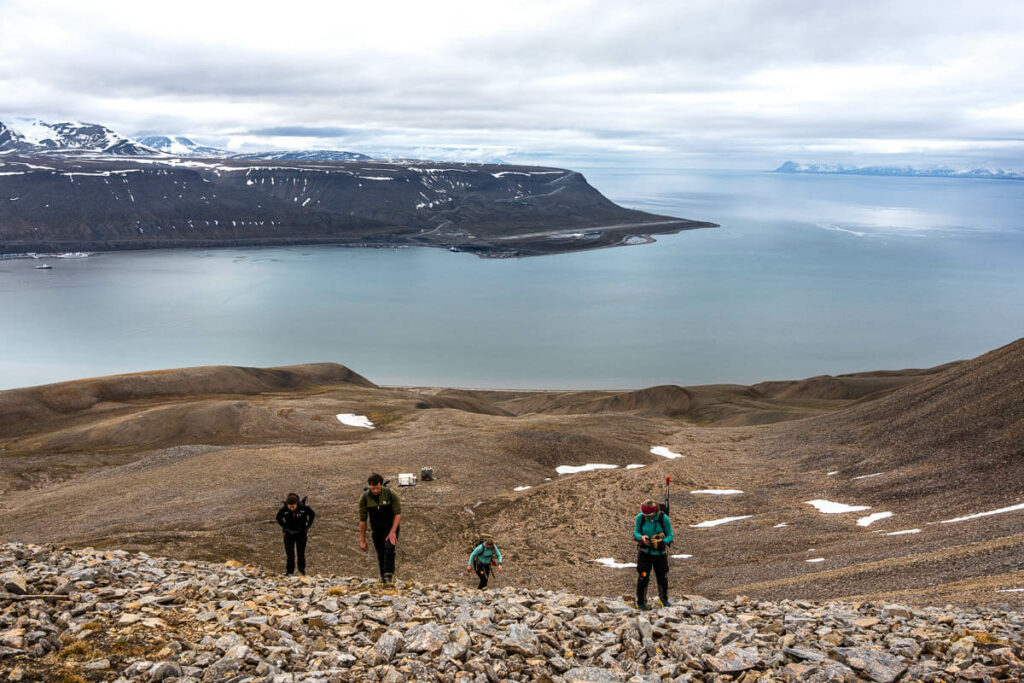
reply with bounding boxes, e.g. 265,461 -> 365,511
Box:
0,156 -> 716,258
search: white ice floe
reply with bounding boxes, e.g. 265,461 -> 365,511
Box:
555,463 -> 618,475
857,511 -> 894,527
886,529 -> 921,536
335,413 -> 375,429
691,489 -> 744,495
625,464 -> 645,470
827,471 -> 839,476
806,558 -> 825,563
774,523 -> 788,528
852,472 -> 884,480
592,557 -> 637,569
806,499 -> 871,514
671,554 -> 693,559
513,486 -> 532,492
938,502 -> 1024,524
690,515 -> 752,528
650,446 -> 682,459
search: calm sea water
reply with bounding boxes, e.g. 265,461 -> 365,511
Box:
2,169 -> 1023,391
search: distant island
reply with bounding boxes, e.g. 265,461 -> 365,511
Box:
0,119 -> 717,257
774,160 -> 1024,180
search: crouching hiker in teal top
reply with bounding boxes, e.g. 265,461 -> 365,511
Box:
634,499 -> 673,609
466,535 -> 503,589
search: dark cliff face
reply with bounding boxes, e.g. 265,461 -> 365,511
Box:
0,156 -> 714,255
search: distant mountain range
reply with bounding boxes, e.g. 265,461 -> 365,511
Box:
230,150 -> 371,162
135,135 -> 228,157
0,120 -> 370,161
774,160 -> 1024,180
137,135 -> 371,162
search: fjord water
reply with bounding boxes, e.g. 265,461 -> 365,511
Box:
2,169 -> 1023,391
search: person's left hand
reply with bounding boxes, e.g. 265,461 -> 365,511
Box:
495,564 -> 503,572
387,530 -> 398,545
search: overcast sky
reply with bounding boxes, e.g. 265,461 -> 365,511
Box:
2,0 -> 1022,169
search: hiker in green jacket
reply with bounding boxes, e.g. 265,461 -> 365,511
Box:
466,535 -> 503,589
359,473 -> 402,583
634,498 -> 673,610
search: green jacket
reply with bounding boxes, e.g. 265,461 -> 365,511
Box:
359,487 -> 401,525
468,543 -> 502,567
634,512 -> 673,555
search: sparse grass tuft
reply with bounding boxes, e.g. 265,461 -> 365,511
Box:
54,672 -> 88,683
57,640 -> 93,660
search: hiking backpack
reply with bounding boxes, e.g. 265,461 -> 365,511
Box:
636,512 -> 672,549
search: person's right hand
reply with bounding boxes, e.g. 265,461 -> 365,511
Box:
465,566 -> 472,573
641,535 -> 650,545
360,538 -> 368,552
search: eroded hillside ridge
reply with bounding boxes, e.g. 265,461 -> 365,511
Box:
1,543 -> 1023,682
0,156 -> 715,257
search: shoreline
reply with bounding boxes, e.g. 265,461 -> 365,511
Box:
0,217 -> 717,259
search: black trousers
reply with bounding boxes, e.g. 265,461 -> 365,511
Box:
371,526 -> 399,578
473,561 -> 492,589
284,532 -> 307,574
636,550 -> 669,605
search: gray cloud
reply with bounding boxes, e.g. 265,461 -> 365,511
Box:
247,126 -> 357,137
1,0 -> 1022,168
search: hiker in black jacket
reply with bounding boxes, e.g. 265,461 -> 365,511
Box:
276,493 -> 315,575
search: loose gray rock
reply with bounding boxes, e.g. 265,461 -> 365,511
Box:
374,630 -> 405,662
2,574 -> 28,595
834,647 -> 907,683
150,661 -> 183,681
705,643 -> 762,673
0,542 -> 1021,683
502,622 -> 539,656
563,667 -> 626,682
404,622 -> 446,654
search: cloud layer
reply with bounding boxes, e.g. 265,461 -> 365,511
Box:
2,0 -> 1023,167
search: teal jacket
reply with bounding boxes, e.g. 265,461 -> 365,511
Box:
634,512 -> 673,555
468,543 -> 503,567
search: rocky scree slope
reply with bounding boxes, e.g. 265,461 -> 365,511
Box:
773,336 -> 1024,507
2,543 -> 1023,682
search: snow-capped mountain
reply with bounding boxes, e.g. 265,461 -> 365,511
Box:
136,135 -> 228,157
774,160 -> 1024,180
2,118 -> 374,160
0,120 -> 159,156
229,150 -> 371,162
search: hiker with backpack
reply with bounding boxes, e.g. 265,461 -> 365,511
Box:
276,493 -> 315,575
358,473 -> 402,583
466,535 -> 503,589
634,498 -> 673,609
